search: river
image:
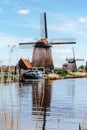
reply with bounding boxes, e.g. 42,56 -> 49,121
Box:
0,78 -> 87,130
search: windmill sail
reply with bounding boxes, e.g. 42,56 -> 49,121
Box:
72,46 -> 75,59
72,47 -> 84,61
44,12 -> 48,39
40,12 -> 48,39
19,42 -> 35,49
51,38 -> 76,44
19,12 -> 48,49
76,59 -> 84,61
19,13 -> 76,49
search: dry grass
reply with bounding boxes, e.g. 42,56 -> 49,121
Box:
47,73 -> 60,79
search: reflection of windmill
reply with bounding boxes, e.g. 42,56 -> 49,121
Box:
32,81 -> 52,130
66,47 -> 84,71
19,12 -> 76,72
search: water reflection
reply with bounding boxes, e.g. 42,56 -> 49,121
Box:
32,81 -> 51,112
1,78 -> 87,130
18,80 -> 52,130
32,81 -> 52,130
16,79 -> 87,130
51,79 -> 75,118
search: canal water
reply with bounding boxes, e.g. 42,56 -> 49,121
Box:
0,78 -> 87,130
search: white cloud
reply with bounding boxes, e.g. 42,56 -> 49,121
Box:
0,33 -> 33,47
78,17 -> 87,23
17,9 -> 30,15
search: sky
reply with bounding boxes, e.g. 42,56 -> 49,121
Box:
0,0 -> 87,67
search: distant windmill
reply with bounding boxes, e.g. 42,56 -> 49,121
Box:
19,12 -> 76,72
66,47 -> 84,71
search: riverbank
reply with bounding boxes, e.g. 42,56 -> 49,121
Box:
0,71 -> 87,83
44,72 -> 87,81
0,74 -> 19,83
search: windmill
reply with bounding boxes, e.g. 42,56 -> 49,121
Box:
19,12 -> 76,72
66,47 -> 84,71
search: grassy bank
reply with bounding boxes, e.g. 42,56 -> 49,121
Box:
0,68 -> 87,83
44,72 -> 87,80
0,73 -> 19,83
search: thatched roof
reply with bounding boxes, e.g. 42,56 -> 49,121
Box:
34,39 -> 52,47
22,59 -> 32,69
16,58 -> 32,69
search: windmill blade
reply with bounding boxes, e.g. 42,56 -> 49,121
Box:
19,42 -> 35,49
40,12 -> 48,39
72,46 -> 75,59
51,38 -> 76,45
51,41 -> 76,44
66,58 -> 75,62
44,12 -> 48,39
76,59 -> 84,61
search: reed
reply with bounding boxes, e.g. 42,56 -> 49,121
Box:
0,83 -> 19,130
79,123 -> 81,130
79,112 -> 87,130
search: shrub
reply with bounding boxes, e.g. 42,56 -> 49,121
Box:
54,68 -> 67,75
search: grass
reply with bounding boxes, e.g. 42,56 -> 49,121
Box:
0,73 -> 19,83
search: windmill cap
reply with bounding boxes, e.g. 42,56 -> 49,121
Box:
34,39 -> 52,47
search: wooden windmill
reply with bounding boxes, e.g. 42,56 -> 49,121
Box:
19,12 -> 76,72
66,47 -> 84,71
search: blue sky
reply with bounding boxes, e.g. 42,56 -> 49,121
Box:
0,0 -> 87,67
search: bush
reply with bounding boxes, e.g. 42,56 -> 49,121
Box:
54,68 -> 67,75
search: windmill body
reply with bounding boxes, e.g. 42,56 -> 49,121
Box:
66,58 -> 77,71
67,47 -> 77,72
65,47 -> 84,72
32,39 -> 54,70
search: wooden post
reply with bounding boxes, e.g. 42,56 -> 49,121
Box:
85,61 -> 87,72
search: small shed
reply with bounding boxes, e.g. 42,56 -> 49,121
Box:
15,58 -> 32,74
